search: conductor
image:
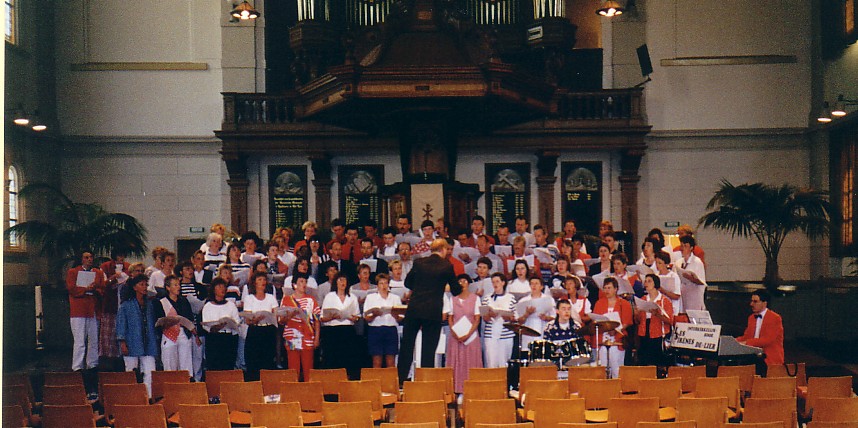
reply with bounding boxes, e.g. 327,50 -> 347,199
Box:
398,238 -> 462,382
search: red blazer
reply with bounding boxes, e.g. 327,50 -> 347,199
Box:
635,293 -> 674,338
737,309 -> 784,366
98,260 -> 127,315
591,297 -> 633,350
66,266 -> 105,318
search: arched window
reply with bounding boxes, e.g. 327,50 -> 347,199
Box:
7,165 -> 19,247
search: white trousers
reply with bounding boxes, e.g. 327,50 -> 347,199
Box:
598,345 -> 625,379
484,338 -> 514,369
161,333 -> 193,377
124,355 -> 156,397
192,336 -> 205,381
70,317 -> 99,370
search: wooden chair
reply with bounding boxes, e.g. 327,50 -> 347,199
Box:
102,383 -> 149,422
3,384 -> 38,427
383,423 -> 440,428
638,378 -> 682,421
464,399 -> 517,428
42,404 -> 96,428
578,379 -> 622,423
337,380 -> 389,421
812,397 -> 858,422
568,366 -> 607,395
280,381 -> 325,424
44,371 -> 84,387
394,399 -> 447,428
322,400 -> 375,428
98,371 -> 137,403
42,384 -> 88,405
361,367 -> 401,405
2,405 -> 27,428
220,381 -> 265,425
608,397 -> 659,428
4,373 -> 36,406
309,368 -> 350,396
531,398 -> 586,428
694,376 -> 741,420
461,380 -> 508,420
741,397 -> 797,428
260,369 -> 298,396
766,363 -> 806,386
476,424 -> 534,428
667,366 -> 707,394
518,366 -> 557,398
806,376 -> 856,416
717,365 -> 756,395
204,369 -> 244,400
635,423 -> 697,428
806,423 -> 858,428
150,370 -> 190,402
675,397 -> 728,427
112,404 -> 168,428
751,377 -> 796,398
161,382 -> 208,425
559,423 -> 617,428
470,367 -> 507,383
178,403 -> 231,428
726,423 -> 784,428
403,380 -> 449,403
250,402 -> 303,428
618,366 -> 657,395
414,368 -> 455,404
519,380 -> 568,421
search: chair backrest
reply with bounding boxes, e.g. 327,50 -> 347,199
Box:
2,405 -> 27,428
403,381 -> 448,402
531,398 -> 586,428
522,380 -> 569,415
751,377 -> 796,398
806,423 -> 858,428
250,402 -> 303,428
98,371 -> 138,402
519,366 -> 557,396
635,422 -> 697,428
42,384 -> 87,405
812,397 -> 858,423
113,404 -> 168,428
716,365 -> 756,393
44,371 -> 84,387
361,367 -> 400,396
638,378 -> 682,408
808,376 -> 855,411
465,399 -> 517,428
618,366 -> 657,394
578,379 -> 622,410
309,369 -> 350,395
162,382 -> 208,418
470,367 -> 508,383
2,384 -> 33,418
743,397 -> 797,428
730,423 -> 785,428
475,424 -> 534,428
322,400 -> 375,428
667,366 -> 707,394
766,363 -> 807,386
567,366 -> 607,395
260,369 -> 299,396
338,380 -> 384,411
281,381 -> 325,412
558,423 -> 617,428
463,380 -> 508,417
178,403 -> 230,428
102,383 -> 149,418
414,368 -> 454,402
4,373 -> 35,404
695,376 -> 741,409
42,404 -> 95,428
204,369 -> 244,399
394,399 -> 447,428
608,397 -> 660,428
151,370 -> 190,401
220,381 -> 264,413
675,397 -> 727,427
383,423 -> 440,428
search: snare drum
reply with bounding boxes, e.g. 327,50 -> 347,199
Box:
558,337 -> 593,367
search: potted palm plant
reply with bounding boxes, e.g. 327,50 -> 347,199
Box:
4,183 -> 148,276
698,180 -> 830,291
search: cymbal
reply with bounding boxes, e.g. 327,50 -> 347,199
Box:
595,320 -> 620,331
503,322 -> 540,337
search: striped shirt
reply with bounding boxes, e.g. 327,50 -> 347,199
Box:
482,293 -> 517,340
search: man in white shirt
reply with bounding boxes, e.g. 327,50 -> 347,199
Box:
510,215 -> 536,247
676,235 -> 706,311
377,227 -> 399,258
395,214 -> 419,244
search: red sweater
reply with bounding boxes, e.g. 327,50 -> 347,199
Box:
66,266 -> 105,318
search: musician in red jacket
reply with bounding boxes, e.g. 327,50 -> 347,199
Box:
737,289 -> 784,366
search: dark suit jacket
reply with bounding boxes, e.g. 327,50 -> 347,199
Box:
317,258 -> 356,284
357,257 -> 388,284
404,253 -> 461,321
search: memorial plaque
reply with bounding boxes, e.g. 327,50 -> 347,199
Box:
338,165 -> 383,227
561,162 -> 602,235
269,165 -> 308,235
485,163 -> 530,234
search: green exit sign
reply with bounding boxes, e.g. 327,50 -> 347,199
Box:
664,221 -> 680,228
189,227 -> 206,234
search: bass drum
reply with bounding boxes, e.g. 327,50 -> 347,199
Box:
559,337 -> 593,367
507,358 -> 529,390
528,340 -> 557,362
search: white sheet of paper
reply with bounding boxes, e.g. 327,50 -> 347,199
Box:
634,297 -> 659,312
155,315 -> 195,331
493,245 -> 512,258
450,315 -> 477,345
479,305 -> 513,318
76,271 -> 96,287
515,296 -> 555,318
453,246 -> 480,263
360,259 -> 378,272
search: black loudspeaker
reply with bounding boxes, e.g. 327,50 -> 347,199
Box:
636,44 -> 653,76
